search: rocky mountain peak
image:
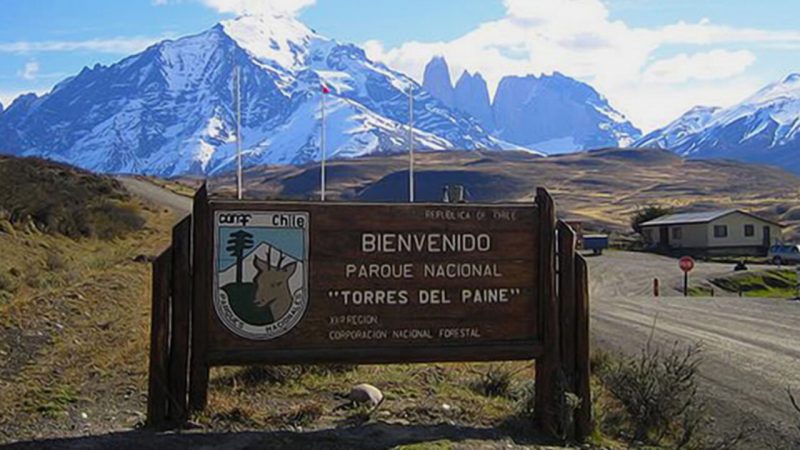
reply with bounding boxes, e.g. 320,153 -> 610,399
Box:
422,56 -> 455,108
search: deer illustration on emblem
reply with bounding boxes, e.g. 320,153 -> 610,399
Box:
253,251 -> 297,323
215,211 -> 309,340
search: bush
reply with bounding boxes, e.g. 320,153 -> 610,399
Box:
45,251 -> 66,271
89,201 -> 146,239
0,271 -> 19,293
471,365 -> 513,398
631,205 -> 673,234
601,342 -> 703,444
0,157 -> 144,239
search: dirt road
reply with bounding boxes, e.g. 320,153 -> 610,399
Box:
118,177 -> 192,216
588,251 -> 800,447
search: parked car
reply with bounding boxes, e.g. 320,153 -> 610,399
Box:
767,244 -> 800,265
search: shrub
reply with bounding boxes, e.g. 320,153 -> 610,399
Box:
471,365 -> 513,398
89,201 -> 146,239
45,251 -> 66,271
601,342 -> 702,444
0,271 -> 18,293
0,157 -> 144,240
631,205 -> 673,234
513,380 -> 537,419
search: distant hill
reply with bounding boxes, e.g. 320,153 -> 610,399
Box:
201,148 -> 800,240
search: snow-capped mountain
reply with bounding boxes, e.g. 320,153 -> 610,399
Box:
635,74 -> 800,174
635,106 -> 721,150
421,56 -> 642,154
0,14 -> 499,177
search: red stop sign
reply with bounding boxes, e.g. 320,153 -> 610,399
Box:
679,256 -> 695,273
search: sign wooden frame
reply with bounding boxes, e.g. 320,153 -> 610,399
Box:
146,186 -> 592,441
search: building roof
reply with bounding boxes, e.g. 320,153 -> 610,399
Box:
640,209 -> 783,228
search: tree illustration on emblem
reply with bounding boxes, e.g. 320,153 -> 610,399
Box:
226,230 -> 254,285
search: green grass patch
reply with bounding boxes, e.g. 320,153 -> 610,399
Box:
711,269 -> 798,298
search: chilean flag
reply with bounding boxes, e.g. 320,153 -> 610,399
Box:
321,83 -> 331,94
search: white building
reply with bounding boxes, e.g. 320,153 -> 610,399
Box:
639,209 -> 783,256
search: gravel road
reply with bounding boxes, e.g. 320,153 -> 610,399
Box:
588,251 -> 800,447
118,176 -> 192,216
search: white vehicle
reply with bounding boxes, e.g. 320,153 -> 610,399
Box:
767,244 -> 800,265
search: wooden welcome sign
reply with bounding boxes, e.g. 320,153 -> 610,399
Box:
147,186 -> 591,440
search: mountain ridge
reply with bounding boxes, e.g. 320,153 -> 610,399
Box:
421,56 -> 642,154
635,73 -> 800,174
0,14 -> 502,177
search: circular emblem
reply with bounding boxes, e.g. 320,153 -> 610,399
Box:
214,211 -> 310,341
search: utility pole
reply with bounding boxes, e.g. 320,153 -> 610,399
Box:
235,65 -> 243,200
408,85 -> 414,203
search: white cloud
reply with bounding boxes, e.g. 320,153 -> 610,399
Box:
643,50 -> 756,84
199,0 -> 315,16
0,36 -> 168,54
19,61 -> 40,81
364,0 -> 800,132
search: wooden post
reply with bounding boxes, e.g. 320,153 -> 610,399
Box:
146,248 -> 172,427
557,220 -> 578,439
189,184 -> 211,412
557,221 -> 577,381
168,216 -> 192,422
535,187 -> 562,437
574,254 -> 593,440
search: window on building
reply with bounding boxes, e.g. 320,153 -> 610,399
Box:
672,227 -> 682,240
744,224 -> 755,237
714,225 -> 728,238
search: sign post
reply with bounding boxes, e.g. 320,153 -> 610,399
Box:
679,256 -> 695,297
148,187 -> 592,441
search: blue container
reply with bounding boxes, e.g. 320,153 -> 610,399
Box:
583,235 -> 609,255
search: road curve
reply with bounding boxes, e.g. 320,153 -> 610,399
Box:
118,176 -> 192,216
589,251 -> 800,447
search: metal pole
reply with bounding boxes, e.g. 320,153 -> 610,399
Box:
321,89 -> 327,202
408,85 -> 414,203
684,272 -> 688,297
235,65 -> 243,200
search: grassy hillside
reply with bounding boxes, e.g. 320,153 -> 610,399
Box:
201,148 -> 800,240
0,156 -> 145,239
0,157 -> 171,441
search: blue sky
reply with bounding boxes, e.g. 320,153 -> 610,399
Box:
1,0 -> 799,131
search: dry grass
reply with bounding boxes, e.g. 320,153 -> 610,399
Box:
201,149 -> 800,241
197,362 -> 535,433
0,202 -> 173,442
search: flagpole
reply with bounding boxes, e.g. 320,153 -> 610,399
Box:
235,65 -> 243,200
320,86 -> 327,202
408,85 -> 414,203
